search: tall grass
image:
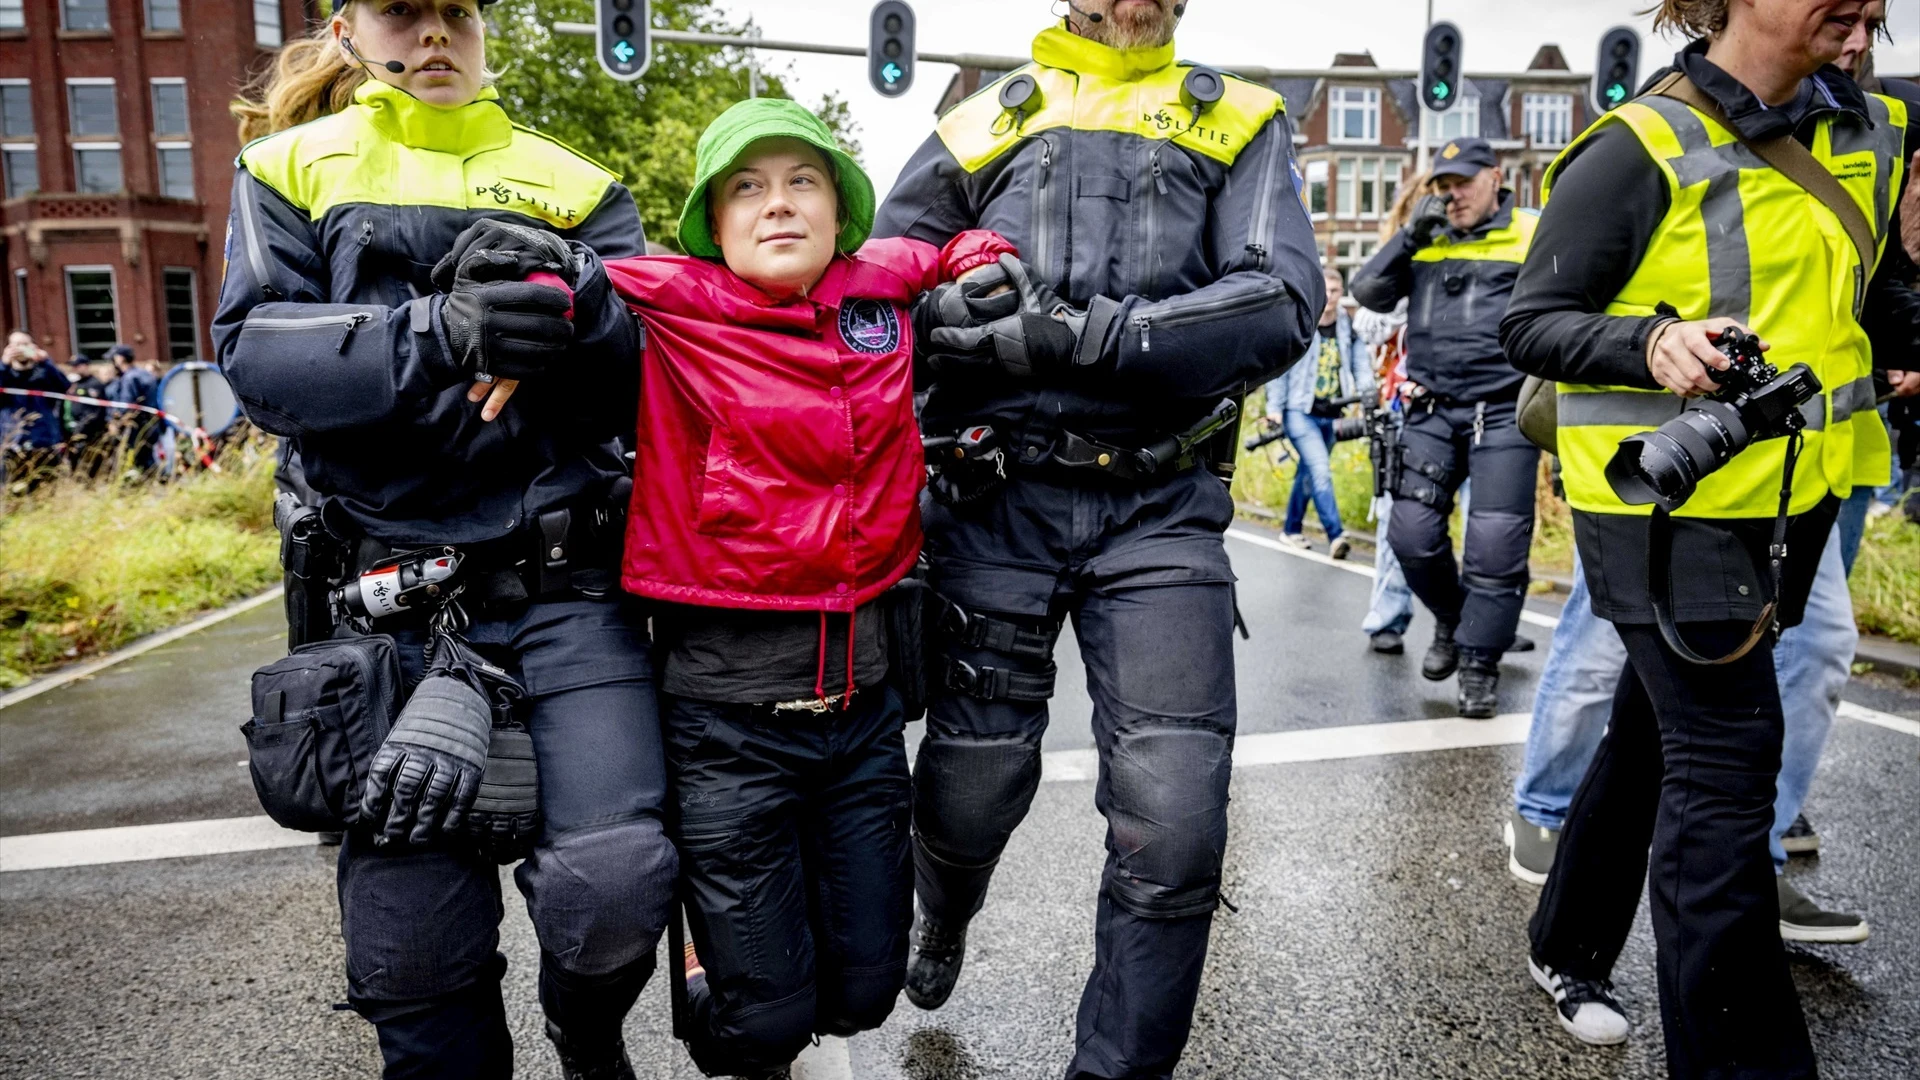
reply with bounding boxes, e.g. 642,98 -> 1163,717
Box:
1851,508 -> 1920,645
0,441 -> 280,687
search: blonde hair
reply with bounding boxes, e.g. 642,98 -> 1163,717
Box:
231,7 -> 367,143
1645,0 -> 1730,40
1383,170 -> 1430,239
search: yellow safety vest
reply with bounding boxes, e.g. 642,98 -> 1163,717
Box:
1410,206 -> 1538,267
1542,91 -> 1906,518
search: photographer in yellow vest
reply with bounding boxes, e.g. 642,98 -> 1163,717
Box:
1498,1 -> 1920,1076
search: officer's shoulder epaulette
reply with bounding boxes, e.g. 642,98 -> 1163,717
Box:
509,123 -> 622,186
935,63 -> 1051,174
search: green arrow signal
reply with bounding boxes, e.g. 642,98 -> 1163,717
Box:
612,39 -> 636,64
882,62 -> 904,84
1431,82 -> 1450,100
1605,83 -> 1627,105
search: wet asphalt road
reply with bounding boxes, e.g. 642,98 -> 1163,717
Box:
3,518 -> 1917,1079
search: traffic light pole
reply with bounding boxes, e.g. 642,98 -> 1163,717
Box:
1416,0 -> 1433,176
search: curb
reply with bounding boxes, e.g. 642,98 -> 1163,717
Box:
0,587 -> 284,712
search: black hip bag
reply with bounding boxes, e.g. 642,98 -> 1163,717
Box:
241,634 -> 403,832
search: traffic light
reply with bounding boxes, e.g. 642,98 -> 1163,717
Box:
596,0 -> 650,82
1420,21 -> 1464,113
869,1 -> 916,98
1593,27 -> 1640,115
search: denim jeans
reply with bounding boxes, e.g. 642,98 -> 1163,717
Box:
1514,532 -> 1854,872
1283,410 -> 1343,540
1362,495 -> 1415,636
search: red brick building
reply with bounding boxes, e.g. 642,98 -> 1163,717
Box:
0,0 -> 313,364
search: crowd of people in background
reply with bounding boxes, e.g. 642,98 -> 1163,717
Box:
1,330 -> 172,490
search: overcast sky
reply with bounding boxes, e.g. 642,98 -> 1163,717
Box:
712,0 -> 1920,201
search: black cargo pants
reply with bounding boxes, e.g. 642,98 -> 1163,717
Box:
664,688 -> 913,1077
337,597 -> 677,1079
916,468 -> 1237,1080
1387,396 -> 1538,658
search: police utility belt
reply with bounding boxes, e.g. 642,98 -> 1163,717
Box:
924,396 -> 1241,505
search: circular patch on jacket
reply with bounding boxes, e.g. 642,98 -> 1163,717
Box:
840,299 -> 901,355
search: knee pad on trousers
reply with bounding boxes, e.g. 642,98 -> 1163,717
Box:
1462,511 -> 1534,586
687,984 -> 815,1078
911,734 -> 1043,868
515,815 -> 677,978
1101,724 -> 1233,919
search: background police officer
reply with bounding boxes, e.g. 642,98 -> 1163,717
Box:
873,2 -> 1323,1076
215,4 -> 673,1078
1350,138 -> 1539,718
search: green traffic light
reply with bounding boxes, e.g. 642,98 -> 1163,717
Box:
1431,83 -> 1450,100
1605,83 -> 1626,105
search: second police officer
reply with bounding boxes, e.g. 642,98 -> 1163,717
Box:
874,1 -> 1322,1076
215,3 -> 674,1077
1350,136 -> 1540,719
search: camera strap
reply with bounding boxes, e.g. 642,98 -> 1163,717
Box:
1648,431 -> 1803,666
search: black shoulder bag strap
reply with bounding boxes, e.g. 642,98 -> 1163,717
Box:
1648,431 -> 1803,666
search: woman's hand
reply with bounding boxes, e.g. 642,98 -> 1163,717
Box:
467,377 -> 518,421
1645,317 -> 1762,398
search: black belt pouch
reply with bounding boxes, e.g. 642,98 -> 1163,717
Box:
241,635 -> 403,832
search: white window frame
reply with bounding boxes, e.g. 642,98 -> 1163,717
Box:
1305,159 -> 1328,221
155,140 -> 193,199
12,268 -> 29,335
254,1 -> 282,48
1336,156 -> 1357,217
1422,94 -> 1482,143
149,77 -> 188,137
64,264 -> 119,360
66,77 -> 118,138
2,141 -> 37,198
161,266 -> 200,362
0,79 -> 30,139
0,0 -> 26,31
61,0 -> 109,32
1523,92 -> 1574,149
1328,86 -> 1380,146
146,0 -> 182,32
73,141 -> 123,193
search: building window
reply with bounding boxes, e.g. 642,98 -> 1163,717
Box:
2,145 -> 36,197
75,143 -> 122,192
1423,93 -> 1481,142
254,1 -> 282,47
150,79 -> 188,136
62,0 -> 109,31
156,142 -> 193,198
0,0 -> 25,30
147,0 -> 182,32
0,82 -> 29,136
1523,93 -> 1574,148
13,269 -> 29,334
67,80 -> 118,136
1329,87 -> 1379,145
1337,157 -> 1356,216
1335,155 -> 1401,219
162,267 -> 199,362
65,267 -> 118,360
1305,159 -> 1327,218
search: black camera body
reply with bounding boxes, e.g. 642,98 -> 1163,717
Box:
1605,328 -> 1822,512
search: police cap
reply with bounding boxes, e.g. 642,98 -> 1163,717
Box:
1430,137 -> 1498,180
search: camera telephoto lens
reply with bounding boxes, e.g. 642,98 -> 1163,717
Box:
1605,400 -> 1747,511
1331,416 -> 1371,442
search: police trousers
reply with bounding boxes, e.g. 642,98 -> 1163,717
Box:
337,597 -> 677,1079
917,468 -> 1237,1080
665,689 -> 913,1077
1388,396 -> 1538,657
1529,619 -> 1816,1079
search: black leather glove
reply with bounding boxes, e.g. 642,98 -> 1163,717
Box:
360,670 -> 493,846
431,218 -> 578,291
1408,194 -> 1452,249
921,255 -> 1083,379
441,279 -> 575,382
461,725 -> 541,864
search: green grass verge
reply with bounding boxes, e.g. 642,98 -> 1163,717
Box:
0,443 -> 281,688
1229,389 -> 1918,641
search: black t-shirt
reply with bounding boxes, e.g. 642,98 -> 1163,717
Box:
654,603 -> 888,705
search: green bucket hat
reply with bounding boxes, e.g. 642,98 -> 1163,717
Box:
678,97 -> 875,259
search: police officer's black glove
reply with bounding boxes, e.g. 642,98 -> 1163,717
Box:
360,670 -> 494,847
441,279 -> 576,382
1408,194 -> 1452,249
922,255 -> 1086,379
431,218 -> 578,291
459,724 -> 541,864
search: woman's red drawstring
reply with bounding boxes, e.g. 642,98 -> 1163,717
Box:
842,606 -> 858,709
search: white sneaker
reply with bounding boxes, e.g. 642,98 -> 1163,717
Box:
1530,955 -> 1630,1046
1329,536 -> 1353,561
1279,533 -> 1312,550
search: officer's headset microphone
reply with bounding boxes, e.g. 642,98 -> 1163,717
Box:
343,36 -> 409,75
1006,4 -> 1218,132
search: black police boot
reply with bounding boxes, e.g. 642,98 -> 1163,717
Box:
904,909 -> 968,1011
546,1020 -> 637,1080
1458,656 -> 1500,719
1422,620 -> 1460,681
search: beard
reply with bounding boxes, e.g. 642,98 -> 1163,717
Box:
1082,0 -> 1179,49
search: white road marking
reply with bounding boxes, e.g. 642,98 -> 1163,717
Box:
1225,527 -> 1563,630
792,1035 -> 853,1080
0,587 -> 285,712
1838,701 -> 1920,739
0,815 -> 314,873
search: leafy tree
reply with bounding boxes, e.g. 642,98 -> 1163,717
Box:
486,0 -> 861,248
